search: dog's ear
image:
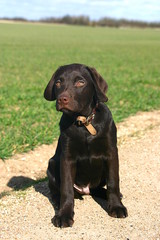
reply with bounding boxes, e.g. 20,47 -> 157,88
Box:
86,66 -> 108,102
44,73 -> 56,101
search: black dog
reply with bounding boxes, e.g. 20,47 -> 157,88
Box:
44,63 -> 128,228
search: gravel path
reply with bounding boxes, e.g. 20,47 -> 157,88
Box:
0,110 -> 160,240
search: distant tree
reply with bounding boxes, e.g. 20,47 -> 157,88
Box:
60,15 -> 90,25
1,16 -> 160,28
12,17 -> 27,22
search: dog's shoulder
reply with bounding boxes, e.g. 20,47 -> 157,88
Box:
96,103 -> 113,123
94,103 -> 117,137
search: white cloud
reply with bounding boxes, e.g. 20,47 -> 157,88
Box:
0,0 -> 160,22
91,0 -> 121,6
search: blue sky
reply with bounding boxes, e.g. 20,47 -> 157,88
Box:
0,0 -> 160,22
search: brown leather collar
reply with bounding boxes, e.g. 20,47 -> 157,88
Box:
76,108 -> 97,136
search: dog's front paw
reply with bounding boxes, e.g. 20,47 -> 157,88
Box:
52,214 -> 74,228
108,205 -> 128,218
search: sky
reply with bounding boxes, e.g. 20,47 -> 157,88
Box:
0,0 -> 160,23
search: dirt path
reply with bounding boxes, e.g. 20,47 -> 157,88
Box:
0,110 -> 160,239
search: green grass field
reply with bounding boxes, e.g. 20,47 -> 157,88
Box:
0,22 -> 160,159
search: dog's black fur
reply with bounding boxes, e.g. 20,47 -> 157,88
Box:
44,63 -> 128,228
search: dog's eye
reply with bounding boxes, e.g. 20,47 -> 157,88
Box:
75,80 -> 85,87
55,80 -> 61,88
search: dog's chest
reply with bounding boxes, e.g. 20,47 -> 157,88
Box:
71,137 -> 107,188
75,154 -> 104,188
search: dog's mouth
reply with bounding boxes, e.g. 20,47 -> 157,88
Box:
57,105 -> 81,118
60,108 -> 73,114
57,104 -> 74,114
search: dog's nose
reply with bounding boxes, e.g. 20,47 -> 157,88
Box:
58,95 -> 69,105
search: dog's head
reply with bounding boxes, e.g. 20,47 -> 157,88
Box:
44,64 -> 108,116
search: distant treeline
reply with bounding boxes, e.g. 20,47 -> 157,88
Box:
1,16 -> 160,28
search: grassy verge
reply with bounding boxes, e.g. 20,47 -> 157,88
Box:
0,23 -> 160,159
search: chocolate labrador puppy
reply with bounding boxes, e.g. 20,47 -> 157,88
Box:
44,63 -> 128,228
